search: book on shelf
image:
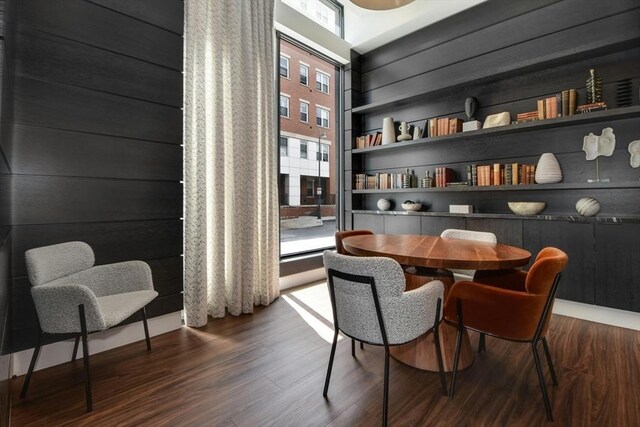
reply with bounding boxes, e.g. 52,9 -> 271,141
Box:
561,90 -> 570,117
466,162 -> 538,186
435,167 -> 454,187
355,132 -> 382,149
449,118 -> 463,134
429,118 -> 438,137
576,102 -> 607,113
516,111 -> 538,123
569,89 -> 577,115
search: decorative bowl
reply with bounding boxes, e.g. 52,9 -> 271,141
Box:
401,202 -> 422,212
508,202 -> 546,215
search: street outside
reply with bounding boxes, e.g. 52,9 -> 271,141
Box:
281,219 -> 336,256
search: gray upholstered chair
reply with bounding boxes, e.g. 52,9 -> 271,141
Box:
440,229 -> 497,282
20,241 -> 158,412
322,251 -> 446,427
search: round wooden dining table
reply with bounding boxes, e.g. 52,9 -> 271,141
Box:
342,234 -> 531,372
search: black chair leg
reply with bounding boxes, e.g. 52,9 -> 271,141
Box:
141,307 -> 151,351
449,298 -> 464,399
541,337 -> 558,386
382,348 -> 390,427
323,330 -> 339,397
71,336 -> 80,361
433,298 -> 447,396
478,333 -> 486,354
360,341 -> 364,350
79,304 -> 93,412
20,332 -> 42,399
532,342 -> 553,421
351,339 -> 356,358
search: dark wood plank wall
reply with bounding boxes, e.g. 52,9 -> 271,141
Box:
344,0 -> 640,311
1,0 -> 184,353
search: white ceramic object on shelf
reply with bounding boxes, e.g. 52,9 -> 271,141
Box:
377,198 -> 391,211
628,140 -> 640,168
508,202 -> 546,215
381,117 -> 396,145
482,112 -> 510,129
397,121 -> 412,141
583,127 -> 616,160
576,197 -> 601,216
535,153 -> 563,184
413,126 -> 423,140
401,202 -> 422,212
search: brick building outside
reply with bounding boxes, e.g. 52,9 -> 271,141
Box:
279,39 -> 336,218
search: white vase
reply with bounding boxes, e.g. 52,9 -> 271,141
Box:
381,117 -> 395,145
535,153 -> 563,184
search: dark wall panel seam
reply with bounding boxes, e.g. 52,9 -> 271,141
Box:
84,0 -> 183,36
11,218 -> 183,228
10,172 -> 181,184
362,7 -> 640,94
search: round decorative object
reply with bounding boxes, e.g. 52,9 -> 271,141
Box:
508,202 -> 546,215
576,197 -> 601,216
401,201 -> 422,212
377,198 -> 391,211
535,153 -> 563,184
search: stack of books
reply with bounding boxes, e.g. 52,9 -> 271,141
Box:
576,102 -> 607,113
355,132 -> 382,149
428,118 -> 463,137
435,167 -> 455,187
536,89 -> 577,120
354,173 -> 408,190
516,111 -> 539,123
466,163 -> 537,186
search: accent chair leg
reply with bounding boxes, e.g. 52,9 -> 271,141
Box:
382,348 -> 390,427
360,341 -> 364,350
141,307 -> 151,351
532,342 -> 553,421
449,298 -> 464,399
72,336 -> 80,361
20,333 -> 42,399
478,333 -> 486,354
78,304 -> 93,412
541,337 -> 558,386
433,298 -> 447,396
351,339 -> 356,358
323,330 -> 339,397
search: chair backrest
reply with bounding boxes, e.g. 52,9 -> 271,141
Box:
323,250 -> 405,344
440,229 -> 497,244
25,241 -> 95,287
526,247 -> 569,295
335,229 -> 373,255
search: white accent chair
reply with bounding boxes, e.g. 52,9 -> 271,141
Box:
440,229 -> 497,282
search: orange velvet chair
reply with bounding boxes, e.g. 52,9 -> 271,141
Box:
444,247 -> 568,421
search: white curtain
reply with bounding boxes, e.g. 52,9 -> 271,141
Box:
183,0 -> 279,327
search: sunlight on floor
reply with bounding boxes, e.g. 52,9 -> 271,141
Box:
282,281 -> 342,344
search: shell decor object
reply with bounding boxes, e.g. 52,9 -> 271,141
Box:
576,197 -> 601,216
377,198 -> 391,211
583,127 -> 616,160
535,153 -> 563,184
628,140 -> 640,168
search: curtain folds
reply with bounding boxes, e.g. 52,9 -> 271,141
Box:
183,0 -> 279,327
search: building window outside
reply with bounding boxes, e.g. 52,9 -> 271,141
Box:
280,137 -> 288,156
300,140 -> 308,159
316,71 -> 329,93
300,101 -> 309,122
306,179 -> 315,196
282,0 -> 343,37
279,55 -> 289,78
321,143 -> 329,161
316,106 -> 329,128
280,95 -> 290,117
300,64 -> 309,85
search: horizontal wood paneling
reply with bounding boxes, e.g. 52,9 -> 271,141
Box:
13,76 -> 181,143
8,124 -> 182,180
9,175 -> 182,225
15,28 -> 182,106
16,0 -> 182,70
11,220 -> 182,277
87,0 -> 184,34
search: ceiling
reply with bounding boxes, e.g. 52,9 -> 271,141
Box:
338,0 -> 487,53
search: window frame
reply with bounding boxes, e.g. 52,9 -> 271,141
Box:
321,143 -> 329,162
316,106 -> 330,128
316,70 -> 330,94
299,63 -> 309,86
279,55 -> 290,79
279,94 -> 290,118
300,101 -> 309,123
280,136 -> 288,157
300,140 -> 308,159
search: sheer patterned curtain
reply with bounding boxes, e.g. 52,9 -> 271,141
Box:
183,0 -> 279,327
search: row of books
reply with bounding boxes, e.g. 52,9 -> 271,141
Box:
428,117 -> 463,137
434,167 -> 455,187
538,90 -> 578,120
354,173 -> 410,190
354,132 -> 382,149
466,163 -> 537,186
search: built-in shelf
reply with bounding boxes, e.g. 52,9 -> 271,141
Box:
350,209 -> 640,224
351,181 -> 640,194
351,106 -> 640,154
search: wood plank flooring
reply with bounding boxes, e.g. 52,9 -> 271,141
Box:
11,282 -> 640,426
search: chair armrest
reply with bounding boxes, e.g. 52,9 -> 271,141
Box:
31,284 -> 106,334
80,261 -> 154,296
384,280 -> 444,345
444,281 -> 546,341
473,269 -> 528,292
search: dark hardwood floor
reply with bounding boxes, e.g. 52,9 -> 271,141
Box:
10,282 -> 640,426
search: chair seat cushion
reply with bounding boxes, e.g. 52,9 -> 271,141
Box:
97,290 -> 158,329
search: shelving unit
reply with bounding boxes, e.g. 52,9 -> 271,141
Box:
352,181 -> 640,194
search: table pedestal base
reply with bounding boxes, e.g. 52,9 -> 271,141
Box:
389,267 -> 474,372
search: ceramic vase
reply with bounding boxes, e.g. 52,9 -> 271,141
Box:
576,197 -> 600,216
535,153 -> 563,184
381,117 -> 396,145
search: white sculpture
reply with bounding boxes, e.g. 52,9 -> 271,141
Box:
583,127 -> 616,160
576,197 -> 600,217
535,153 -> 563,184
628,140 -> 640,168
377,198 -> 391,211
381,117 -> 396,145
397,121 -> 412,141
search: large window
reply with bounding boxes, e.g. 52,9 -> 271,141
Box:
316,71 -> 330,94
300,101 -> 309,122
300,140 -> 308,159
279,55 -> 289,78
279,95 -> 290,117
316,106 -> 330,128
300,63 -> 309,85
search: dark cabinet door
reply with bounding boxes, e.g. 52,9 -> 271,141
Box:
353,213 -> 384,234
594,223 -> 640,312
420,216 -> 465,236
384,215 -> 420,234
466,218 -> 523,247
523,221 -> 595,304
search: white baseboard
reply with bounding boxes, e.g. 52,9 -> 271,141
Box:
11,311 -> 182,377
279,267 -> 325,291
553,299 -> 640,331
